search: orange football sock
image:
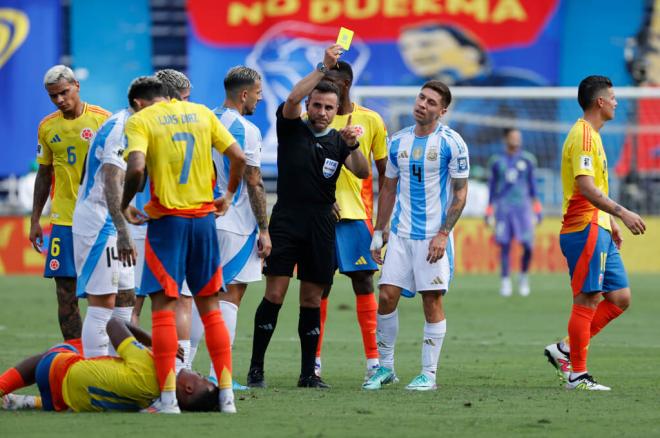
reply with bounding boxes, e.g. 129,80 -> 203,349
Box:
590,300 -> 624,338
0,368 -> 25,396
64,338 -> 83,354
316,297 -> 328,358
202,309 -> 233,390
151,310 -> 178,392
356,293 -> 379,359
567,304 -> 596,374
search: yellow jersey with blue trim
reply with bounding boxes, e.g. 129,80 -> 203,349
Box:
560,119 -> 611,234
37,103 -> 111,225
62,337 -> 159,412
329,103 -> 388,220
124,99 -> 236,218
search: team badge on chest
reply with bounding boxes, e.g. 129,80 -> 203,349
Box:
80,128 -> 94,141
322,158 -> 339,178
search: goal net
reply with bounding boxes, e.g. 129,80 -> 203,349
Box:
353,86 -> 660,215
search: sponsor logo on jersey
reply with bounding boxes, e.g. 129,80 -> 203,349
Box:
49,259 -> 60,271
322,158 -> 338,178
51,134 -> 62,143
80,128 -> 94,141
398,150 -> 408,159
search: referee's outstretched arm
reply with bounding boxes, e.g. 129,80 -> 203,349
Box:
282,44 -> 343,119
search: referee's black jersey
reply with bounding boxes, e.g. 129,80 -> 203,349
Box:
275,103 -> 351,207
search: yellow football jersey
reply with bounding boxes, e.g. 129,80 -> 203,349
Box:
37,103 -> 111,225
124,99 -> 236,218
560,119 -> 611,234
62,337 -> 159,412
330,103 -> 388,220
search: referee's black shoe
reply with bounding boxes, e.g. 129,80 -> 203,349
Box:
247,367 -> 266,388
297,374 -> 331,389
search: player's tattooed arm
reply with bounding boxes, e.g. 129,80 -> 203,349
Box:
244,165 -> 268,231
104,165 -> 129,235
440,177 -> 468,234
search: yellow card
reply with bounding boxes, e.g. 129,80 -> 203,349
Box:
336,27 -> 354,51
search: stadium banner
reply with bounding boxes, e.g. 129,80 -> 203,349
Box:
0,216 -> 658,275
0,0 -> 60,177
451,217 -> 660,274
0,217 -> 52,275
187,0 -> 562,166
71,0 -> 152,113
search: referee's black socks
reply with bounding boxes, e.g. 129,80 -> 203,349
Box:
250,297 -> 282,370
298,306 -> 321,377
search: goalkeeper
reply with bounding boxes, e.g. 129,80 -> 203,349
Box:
485,128 -> 542,297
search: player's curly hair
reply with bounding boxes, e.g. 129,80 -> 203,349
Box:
155,69 -> 192,92
179,385 -> 219,412
127,76 -> 167,110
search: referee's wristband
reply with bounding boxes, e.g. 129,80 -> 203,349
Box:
347,141 -> 360,151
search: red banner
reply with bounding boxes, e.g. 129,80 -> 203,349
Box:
188,0 -> 558,49
0,217 -> 48,275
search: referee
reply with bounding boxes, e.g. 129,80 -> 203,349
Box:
247,44 -> 370,388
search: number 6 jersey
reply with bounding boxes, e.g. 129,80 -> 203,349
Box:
37,103 -> 111,226
385,123 -> 470,240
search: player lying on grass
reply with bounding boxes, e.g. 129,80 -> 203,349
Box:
0,318 -> 220,412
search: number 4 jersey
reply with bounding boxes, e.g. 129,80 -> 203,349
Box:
385,123 -> 470,240
72,109 -> 130,238
37,103 -> 111,226
124,99 -> 236,219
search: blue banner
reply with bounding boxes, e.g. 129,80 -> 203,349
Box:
71,0 -> 152,113
0,1 -> 60,176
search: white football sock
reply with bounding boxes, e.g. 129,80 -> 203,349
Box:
421,319 -> 446,380
82,306 -> 113,358
219,300 -> 238,346
112,306 -> 133,323
208,301 -> 239,380
188,302 -> 205,368
376,309 -> 399,371
366,358 -> 379,371
176,340 -> 191,374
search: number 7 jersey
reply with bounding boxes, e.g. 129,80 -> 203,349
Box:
124,99 -> 236,219
385,124 -> 470,240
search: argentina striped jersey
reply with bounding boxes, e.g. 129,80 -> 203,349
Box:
213,107 -> 262,235
385,123 -> 470,240
72,109 -> 130,237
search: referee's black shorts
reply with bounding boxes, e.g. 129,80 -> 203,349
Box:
263,202 -> 336,285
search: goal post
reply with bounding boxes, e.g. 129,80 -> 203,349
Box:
353,86 -> 660,215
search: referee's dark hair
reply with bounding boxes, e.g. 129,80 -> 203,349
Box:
310,80 -> 341,101
578,75 -> 613,111
422,80 -> 452,109
127,76 -> 168,111
224,66 -> 261,97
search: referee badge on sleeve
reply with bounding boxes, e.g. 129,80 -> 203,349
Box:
322,158 -> 339,178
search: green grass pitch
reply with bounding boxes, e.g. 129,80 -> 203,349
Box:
1,273 -> 659,437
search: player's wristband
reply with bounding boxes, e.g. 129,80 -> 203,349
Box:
438,229 -> 450,238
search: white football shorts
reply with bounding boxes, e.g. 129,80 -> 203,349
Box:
74,232 -> 135,297
378,232 -> 453,293
218,228 -> 261,285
